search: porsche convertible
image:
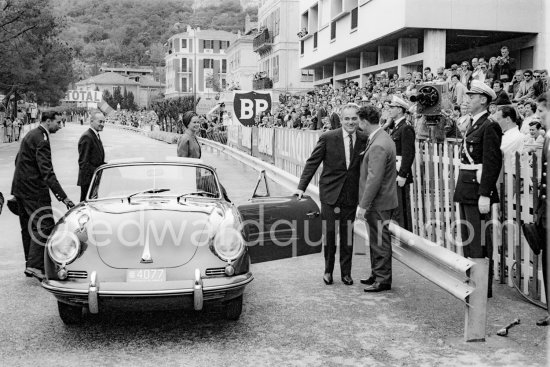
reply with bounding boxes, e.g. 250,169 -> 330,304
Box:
42,158 -> 321,324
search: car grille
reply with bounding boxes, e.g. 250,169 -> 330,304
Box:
203,291 -> 226,301
205,267 -> 226,277
67,270 -> 88,279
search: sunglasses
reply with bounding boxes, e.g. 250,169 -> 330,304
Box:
534,75 -> 541,78
524,74 -> 532,77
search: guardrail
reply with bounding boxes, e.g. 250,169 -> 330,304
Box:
198,137 -> 489,342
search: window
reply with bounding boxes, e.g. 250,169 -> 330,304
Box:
351,7 -> 358,29
203,59 -> 213,68
181,58 -> 187,72
203,40 -> 213,49
300,40 -> 304,55
181,77 -> 188,92
330,21 -> 336,40
273,56 -> 279,83
222,78 -> 226,89
313,32 -> 318,49
181,39 -> 187,48
222,59 -> 227,73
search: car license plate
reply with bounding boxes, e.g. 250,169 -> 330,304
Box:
126,269 -> 166,282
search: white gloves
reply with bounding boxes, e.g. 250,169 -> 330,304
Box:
396,175 -> 407,187
478,196 -> 491,214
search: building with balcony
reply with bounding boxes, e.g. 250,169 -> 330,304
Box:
99,66 -> 155,81
165,27 -> 238,99
299,0 -> 547,88
255,0 -> 314,91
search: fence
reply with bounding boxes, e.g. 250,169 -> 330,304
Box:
226,125 -> 546,306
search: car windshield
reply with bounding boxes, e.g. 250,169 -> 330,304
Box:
89,164 -> 220,200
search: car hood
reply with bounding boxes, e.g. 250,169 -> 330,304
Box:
85,199 -> 220,269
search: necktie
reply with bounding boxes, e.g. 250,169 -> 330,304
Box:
348,134 -> 354,152
97,134 -> 101,143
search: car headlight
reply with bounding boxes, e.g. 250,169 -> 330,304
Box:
212,227 -> 245,261
47,230 -> 80,264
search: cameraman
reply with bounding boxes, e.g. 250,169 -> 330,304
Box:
494,46 -> 517,88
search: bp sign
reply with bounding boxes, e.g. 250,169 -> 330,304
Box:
233,91 -> 272,126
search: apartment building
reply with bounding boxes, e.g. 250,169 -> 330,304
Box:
298,0 -> 546,88
165,27 -> 238,98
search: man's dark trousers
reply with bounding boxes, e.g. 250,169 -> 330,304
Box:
365,208 -> 395,285
16,197 -> 54,270
396,185 -> 413,231
458,204 -> 494,292
80,184 -> 90,202
322,202 -> 355,277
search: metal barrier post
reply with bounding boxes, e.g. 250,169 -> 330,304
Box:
464,258 -> 489,342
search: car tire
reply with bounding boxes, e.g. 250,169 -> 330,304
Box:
224,295 -> 243,320
58,301 -> 83,325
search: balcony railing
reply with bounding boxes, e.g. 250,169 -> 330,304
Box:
252,77 -> 273,90
253,28 -> 274,53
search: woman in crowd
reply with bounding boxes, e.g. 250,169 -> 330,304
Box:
176,111 -> 201,158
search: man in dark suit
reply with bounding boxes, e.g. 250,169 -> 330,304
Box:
533,92 -> 549,326
356,105 -> 398,292
388,96 -> 415,231
453,80 -> 502,298
296,104 -> 367,285
493,46 -> 516,85
77,111 -> 106,202
11,111 -> 75,280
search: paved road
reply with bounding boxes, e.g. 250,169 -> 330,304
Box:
0,124 -> 547,366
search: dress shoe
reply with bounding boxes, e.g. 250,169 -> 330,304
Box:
25,267 -> 45,281
360,276 -> 375,285
536,315 -> 550,326
364,282 -> 391,292
323,273 -> 333,285
341,275 -> 353,285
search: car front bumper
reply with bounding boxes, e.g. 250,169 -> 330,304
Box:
42,269 -> 253,313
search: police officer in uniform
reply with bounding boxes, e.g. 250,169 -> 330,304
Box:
11,111 -> 74,280
453,80 -> 502,298
388,96 -> 415,231
534,92 -> 549,326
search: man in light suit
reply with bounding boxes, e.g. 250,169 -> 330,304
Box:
77,111 -> 106,202
356,105 -> 398,292
296,104 -> 367,286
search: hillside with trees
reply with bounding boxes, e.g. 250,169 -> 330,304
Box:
51,0 -> 257,80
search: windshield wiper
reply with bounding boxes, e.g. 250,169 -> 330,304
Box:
127,188 -> 171,202
177,190 -> 217,203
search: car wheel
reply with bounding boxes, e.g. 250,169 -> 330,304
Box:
57,301 -> 83,325
224,295 -> 243,320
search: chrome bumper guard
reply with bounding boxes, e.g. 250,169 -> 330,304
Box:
43,269 -> 254,314
88,271 -> 99,314
193,268 -> 203,311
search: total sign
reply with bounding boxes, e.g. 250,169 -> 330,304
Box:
233,91 -> 271,126
65,90 -> 102,103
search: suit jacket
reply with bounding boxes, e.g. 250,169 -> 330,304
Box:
358,129 -> 398,211
451,82 -> 469,106
11,125 -> 67,202
177,132 -> 201,158
493,89 -> 511,106
298,128 -> 367,206
390,117 -> 416,184
77,128 -> 105,187
494,57 -> 516,83
453,112 -> 503,205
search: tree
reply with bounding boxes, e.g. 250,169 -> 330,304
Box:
205,71 -> 221,92
102,89 -> 115,109
112,87 -> 123,109
125,91 -> 138,111
0,0 -> 74,113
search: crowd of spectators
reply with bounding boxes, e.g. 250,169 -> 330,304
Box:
105,110 -> 158,128
251,46 -> 548,147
